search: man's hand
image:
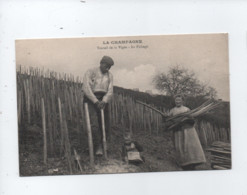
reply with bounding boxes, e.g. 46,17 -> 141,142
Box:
95,101 -> 106,109
95,101 -> 101,109
99,101 -> 106,110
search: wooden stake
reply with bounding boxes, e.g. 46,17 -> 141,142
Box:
27,79 -> 31,123
63,118 -> 73,174
74,148 -> 83,173
84,103 -> 94,166
58,97 -> 64,154
17,90 -> 21,125
101,109 -> 107,159
41,98 -> 47,165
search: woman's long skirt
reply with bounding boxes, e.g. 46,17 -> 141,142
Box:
173,125 -> 206,167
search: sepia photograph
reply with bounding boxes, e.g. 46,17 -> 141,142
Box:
15,34 -> 231,176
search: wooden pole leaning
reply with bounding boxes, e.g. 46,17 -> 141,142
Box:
84,102 -> 94,166
101,109 -> 108,159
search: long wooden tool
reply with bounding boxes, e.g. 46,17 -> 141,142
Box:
101,109 -> 108,159
84,103 -> 94,166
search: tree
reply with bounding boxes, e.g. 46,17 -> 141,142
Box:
152,65 -> 217,98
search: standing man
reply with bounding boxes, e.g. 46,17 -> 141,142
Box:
83,56 -> 114,156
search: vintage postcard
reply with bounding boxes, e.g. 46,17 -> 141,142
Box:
15,34 -> 230,176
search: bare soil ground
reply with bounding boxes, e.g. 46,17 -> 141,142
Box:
19,124 -> 212,176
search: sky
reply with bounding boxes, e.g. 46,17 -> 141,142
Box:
15,34 -> 229,100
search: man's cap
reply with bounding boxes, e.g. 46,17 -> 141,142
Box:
100,56 -> 114,66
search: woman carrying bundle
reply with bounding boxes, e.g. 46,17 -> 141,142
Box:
169,95 -> 206,170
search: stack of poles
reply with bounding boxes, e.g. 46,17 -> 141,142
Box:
207,141 -> 231,169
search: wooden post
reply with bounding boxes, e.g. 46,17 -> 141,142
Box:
17,90 -> 21,125
63,118 -> 73,174
84,103 -> 94,166
47,98 -> 54,156
58,97 -> 64,154
41,98 -> 47,165
74,148 -> 83,173
27,79 -> 31,124
101,109 -> 107,159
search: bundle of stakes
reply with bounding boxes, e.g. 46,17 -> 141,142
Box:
207,141 -> 231,169
165,99 -> 222,130
136,99 -> 222,130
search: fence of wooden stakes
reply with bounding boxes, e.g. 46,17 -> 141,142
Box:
17,67 -> 231,172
